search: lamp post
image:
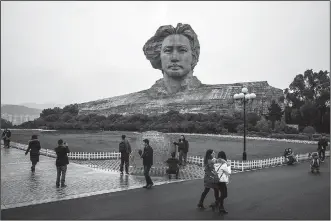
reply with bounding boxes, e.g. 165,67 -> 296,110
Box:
233,88 -> 256,161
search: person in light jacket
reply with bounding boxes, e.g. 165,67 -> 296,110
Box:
213,151 -> 231,214
197,149 -> 227,209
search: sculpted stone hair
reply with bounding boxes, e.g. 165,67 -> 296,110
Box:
143,23 -> 200,71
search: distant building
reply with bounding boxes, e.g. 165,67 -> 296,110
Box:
1,113 -> 40,125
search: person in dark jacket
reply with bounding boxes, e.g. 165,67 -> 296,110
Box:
119,135 -> 132,175
139,139 -> 154,189
54,139 -> 70,187
174,135 -> 189,166
2,128 -> 11,148
25,135 -> 41,172
166,152 -> 180,179
317,134 -> 328,162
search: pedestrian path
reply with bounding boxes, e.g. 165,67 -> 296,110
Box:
1,147 -> 181,209
2,155 -> 329,220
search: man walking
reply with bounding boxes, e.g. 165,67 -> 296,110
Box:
139,139 -> 154,189
54,139 -> 70,188
2,128 -> 11,148
175,135 -> 189,166
119,135 -> 132,175
318,134 -> 328,162
25,135 -> 41,172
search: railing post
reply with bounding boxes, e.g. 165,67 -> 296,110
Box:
88,153 -> 91,161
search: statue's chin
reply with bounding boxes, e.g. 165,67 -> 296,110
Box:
164,71 -> 188,79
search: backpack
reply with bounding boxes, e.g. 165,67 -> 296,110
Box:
119,141 -> 126,153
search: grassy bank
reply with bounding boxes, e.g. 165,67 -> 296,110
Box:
9,130 -> 320,161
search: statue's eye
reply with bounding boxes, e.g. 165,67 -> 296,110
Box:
163,48 -> 171,53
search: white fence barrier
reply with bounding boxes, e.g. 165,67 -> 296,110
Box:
7,141 -> 330,172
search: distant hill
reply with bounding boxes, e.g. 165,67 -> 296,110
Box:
19,103 -> 66,110
1,105 -> 42,115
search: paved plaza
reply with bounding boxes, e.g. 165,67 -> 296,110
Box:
1,147 -> 179,210
1,146 -> 330,220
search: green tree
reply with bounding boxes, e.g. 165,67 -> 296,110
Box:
1,118 -> 13,128
267,100 -> 283,129
284,69 -> 330,132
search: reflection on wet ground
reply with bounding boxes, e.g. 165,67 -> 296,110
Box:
1,147 -> 177,209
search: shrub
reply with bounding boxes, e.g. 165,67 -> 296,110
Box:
236,124 -> 244,133
284,126 -> 299,134
45,114 -> 60,122
219,128 -> 229,134
270,134 -> 286,139
247,112 -> 260,126
256,118 -> 271,133
247,123 -> 259,132
283,134 -> 310,140
274,120 -> 286,133
303,126 -> 316,135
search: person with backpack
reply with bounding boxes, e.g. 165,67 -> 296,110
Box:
119,135 -> 132,175
166,152 -> 180,179
54,139 -> 70,187
317,134 -> 328,162
310,152 -> 320,173
25,135 -> 41,172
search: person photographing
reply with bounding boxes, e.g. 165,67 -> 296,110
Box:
139,139 -> 154,189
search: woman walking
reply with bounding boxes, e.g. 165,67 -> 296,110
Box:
25,135 -> 41,172
213,151 -> 231,214
197,149 -> 226,209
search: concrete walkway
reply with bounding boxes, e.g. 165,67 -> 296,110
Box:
2,147 -> 329,220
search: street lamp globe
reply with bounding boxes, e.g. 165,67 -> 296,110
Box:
245,94 -> 251,99
242,87 -> 248,94
238,93 -> 245,99
250,93 -> 256,99
233,94 -> 239,99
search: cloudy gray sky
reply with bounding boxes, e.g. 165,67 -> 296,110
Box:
1,1 -> 330,105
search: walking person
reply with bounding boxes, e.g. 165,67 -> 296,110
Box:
318,134 -> 328,162
174,135 -> 189,166
214,151 -> 231,214
2,128 -> 11,148
197,149 -> 226,209
119,135 -> 132,175
138,139 -> 154,189
25,135 -> 41,172
54,139 -> 70,188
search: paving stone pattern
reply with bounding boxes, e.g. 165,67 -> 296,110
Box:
73,159 -> 205,180
1,147 -> 178,210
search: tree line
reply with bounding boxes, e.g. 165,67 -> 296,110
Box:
3,69 -> 330,137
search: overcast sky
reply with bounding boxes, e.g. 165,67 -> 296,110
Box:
1,1 -> 330,105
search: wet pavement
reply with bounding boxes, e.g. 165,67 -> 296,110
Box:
1,147 -> 177,210
2,154 -> 329,220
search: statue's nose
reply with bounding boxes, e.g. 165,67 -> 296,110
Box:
170,52 -> 179,62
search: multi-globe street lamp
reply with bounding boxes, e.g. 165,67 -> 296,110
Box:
233,87 -> 256,161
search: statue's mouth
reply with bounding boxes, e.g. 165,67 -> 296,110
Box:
169,64 -> 182,69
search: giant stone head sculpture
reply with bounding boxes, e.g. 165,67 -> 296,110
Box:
143,23 -> 200,93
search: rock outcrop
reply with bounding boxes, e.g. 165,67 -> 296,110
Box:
78,77 -> 284,116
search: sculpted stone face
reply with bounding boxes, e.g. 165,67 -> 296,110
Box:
160,34 -> 193,79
